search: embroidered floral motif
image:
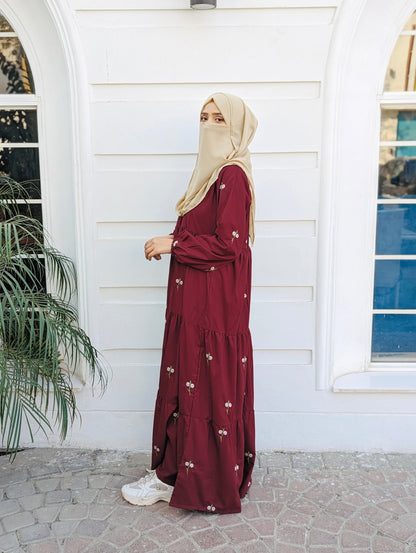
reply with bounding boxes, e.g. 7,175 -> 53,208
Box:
176,278 -> 184,289
206,353 -> 213,365
235,464 -> 239,474
231,230 -> 239,243
218,428 -> 228,442
242,356 -> 247,365
210,266 -> 215,271
245,451 -> 254,461
219,183 -> 226,190
173,240 -> 178,247
186,380 -> 195,395
166,366 -> 175,378
207,504 -> 216,512
185,460 -> 194,474
172,411 -> 179,423
225,401 -> 232,414
153,445 -> 160,455
244,293 -> 248,299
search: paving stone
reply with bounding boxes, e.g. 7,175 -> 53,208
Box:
35,477 -> 60,493
52,520 -> 80,538
27,539 -> 60,553
275,544 -> 305,552
104,526 -> 138,547
83,542 -> 118,553
146,522 -> 186,546
0,498 -> 20,517
292,453 -> 324,470
18,523 -> 51,544
379,518 -> 416,541
61,475 -> 88,490
192,527 -> 227,549
62,537 -> 91,553
3,510 -> 35,532
164,538 -> 200,553
45,489 -> 72,504
18,493 -> 44,511
0,532 -> 19,552
322,452 -> 359,469
238,542 -> 271,553
72,488 -> 98,504
258,452 -> 291,469
309,529 -> 338,546
75,518 -> 108,537
6,481 -> 36,498
341,531 -> 371,548
89,503 -> 115,520
60,454 -> 95,472
0,469 -> 27,487
59,503 -> 89,520
124,536 -> 159,552
223,523 -> 258,545
373,535 -> 406,552
276,524 -> 306,546
34,505 -> 61,523
248,486 -> 274,502
88,474 -> 111,489
28,463 -> 61,478
96,488 -> 120,504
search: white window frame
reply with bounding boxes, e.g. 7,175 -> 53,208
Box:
0,0 -> 98,384
316,0 -> 416,392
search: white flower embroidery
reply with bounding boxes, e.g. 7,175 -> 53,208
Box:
218,429 -> 228,442
166,366 -> 175,378
207,504 -> 216,512
231,230 -> 239,242
225,401 -> 232,414
244,293 -> 248,299
242,356 -> 247,365
219,183 -> 226,190
235,464 -> 239,473
210,266 -> 215,271
186,381 -> 195,394
245,451 -> 254,461
185,461 -> 195,474
206,353 -> 213,365
172,412 -> 179,423
173,240 -> 178,247
176,278 -> 184,289
153,445 -> 160,455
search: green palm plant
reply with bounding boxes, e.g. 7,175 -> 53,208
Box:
0,176 -> 107,456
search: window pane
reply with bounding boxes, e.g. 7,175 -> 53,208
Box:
372,314 -> 416,360
384,35 -> 416,92
0,13 -> 13,31
379,148 -> 416,198
0,36 -> 35,94
0,109 -> 38,143
376,204 -> 416,254
374,260 -> 416,309
16,203 -> 43,224
0,147 -> 40,197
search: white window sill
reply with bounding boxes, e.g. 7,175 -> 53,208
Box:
333,371 -> 416,393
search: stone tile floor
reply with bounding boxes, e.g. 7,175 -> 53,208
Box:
1,449 -> 416,552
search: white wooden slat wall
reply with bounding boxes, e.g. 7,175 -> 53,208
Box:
65,0 -> 335,451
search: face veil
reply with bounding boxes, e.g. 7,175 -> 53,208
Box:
175,92 -> 258,243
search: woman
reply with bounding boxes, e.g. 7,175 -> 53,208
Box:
122,92 -> 257,514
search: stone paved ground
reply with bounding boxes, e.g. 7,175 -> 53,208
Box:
1,450 -> 416,552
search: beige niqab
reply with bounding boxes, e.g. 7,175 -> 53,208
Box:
175,92 -> 258,242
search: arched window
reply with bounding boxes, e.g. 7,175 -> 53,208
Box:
0,10 -> 45,286
373,10 -> 416,362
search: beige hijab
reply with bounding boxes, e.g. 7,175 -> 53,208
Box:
175,92 -> 258,242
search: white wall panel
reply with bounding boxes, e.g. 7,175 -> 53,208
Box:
92,82 -> 321,102
79,26 -> 332,83
98,301 -> 313,350
72,0 -> 340,10
91,99 -> 321,155
77,8 -> 335,27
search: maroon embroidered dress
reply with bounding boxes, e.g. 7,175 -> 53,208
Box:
151,165 -> 255,514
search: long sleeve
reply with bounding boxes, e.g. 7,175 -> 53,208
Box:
171,165 -> 251,271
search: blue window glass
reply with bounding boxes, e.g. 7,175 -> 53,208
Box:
374,260 -> 416,309
375,204 -> 416,255
372,315 -> 416,358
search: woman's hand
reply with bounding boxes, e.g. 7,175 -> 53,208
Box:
144,235 -> 174,260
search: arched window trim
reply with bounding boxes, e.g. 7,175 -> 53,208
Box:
0,0 -> 99,384
316,0 -> 416,392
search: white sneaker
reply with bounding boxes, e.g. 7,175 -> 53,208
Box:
121,469 -> 174,506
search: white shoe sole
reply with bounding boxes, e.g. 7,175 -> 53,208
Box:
121,486 -> 173,506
